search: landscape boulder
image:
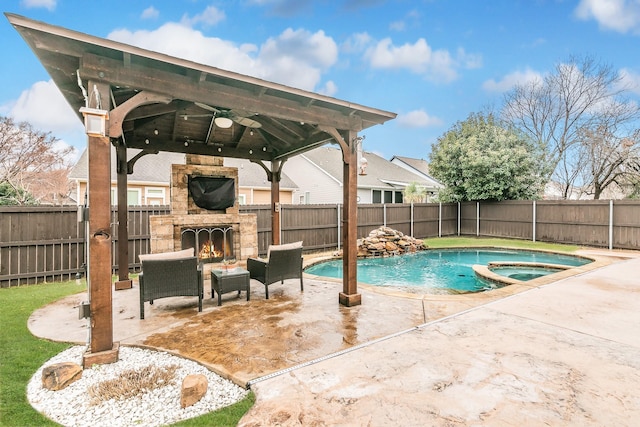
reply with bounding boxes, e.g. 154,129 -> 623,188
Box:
42,362 -> 83,391
180,374 -> 208,408
357,226 -> 427,257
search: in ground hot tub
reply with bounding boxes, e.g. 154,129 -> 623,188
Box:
473,261 -> 572,287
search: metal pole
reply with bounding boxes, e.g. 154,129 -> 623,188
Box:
383,204 -> 387,227
609,199 -> 614,250
457,202 -> 461,236
476,202 -> 480,237
410,202 -> 414,237
532,200 -> 537,242
438,202 -> 442,237
337,203 -> 341,251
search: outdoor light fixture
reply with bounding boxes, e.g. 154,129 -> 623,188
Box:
214,117 -> 233,128
79,107 -> 108,137
359,157 -> 368,175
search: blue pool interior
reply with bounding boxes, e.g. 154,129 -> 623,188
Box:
304,249 -> 592,293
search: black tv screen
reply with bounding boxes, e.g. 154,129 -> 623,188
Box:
188,176 -> 235,210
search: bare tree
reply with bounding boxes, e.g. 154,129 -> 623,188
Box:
577,123 -> 640,199
0,116 -> 76,205
502,55 -> 639,198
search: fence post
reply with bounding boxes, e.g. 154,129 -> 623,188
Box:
476,201 -> 480,237
337,203 -> 341,251
410,202 -> 414,237
438,202 -> 442,237
383,204 -> 387,227
457,202 -> 461,236
609,199 -> 614,250
532,200 -> 537,242
279,204 -> 283,243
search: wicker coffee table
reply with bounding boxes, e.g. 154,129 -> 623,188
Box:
210,267 -> 250,306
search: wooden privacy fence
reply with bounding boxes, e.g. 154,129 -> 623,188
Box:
1,200 -> 640,287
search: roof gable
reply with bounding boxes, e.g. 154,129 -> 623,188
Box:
301,146 -> 441,189
69,149 -> 298,189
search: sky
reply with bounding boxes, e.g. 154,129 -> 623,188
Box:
1,0 -> 640,164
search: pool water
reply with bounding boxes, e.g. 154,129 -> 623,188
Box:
304,249 -> 591,293
489,266 -> 564,281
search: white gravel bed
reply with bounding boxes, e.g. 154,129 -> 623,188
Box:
27,346 -> 249,427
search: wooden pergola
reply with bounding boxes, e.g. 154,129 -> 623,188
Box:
7,13 -> 396,365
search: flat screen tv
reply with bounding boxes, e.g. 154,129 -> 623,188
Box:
188,176 -> 235,210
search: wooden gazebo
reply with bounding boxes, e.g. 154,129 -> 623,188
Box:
7,13 -> 396,365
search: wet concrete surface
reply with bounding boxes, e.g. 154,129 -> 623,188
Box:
28,249 -> 640,426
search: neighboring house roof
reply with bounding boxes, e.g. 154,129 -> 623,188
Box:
300,145 -> 440,190
69,148 -> 297,189
224,157 -> 298,190
390,155 -> 443,188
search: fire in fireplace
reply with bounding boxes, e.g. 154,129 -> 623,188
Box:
181,226 -> 234,263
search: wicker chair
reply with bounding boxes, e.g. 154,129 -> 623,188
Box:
247,242 -> 304,299
138,257 -> 203,319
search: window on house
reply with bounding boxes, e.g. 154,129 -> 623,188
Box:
145,187 -> 166,205
384,191 -> 393,203
111,188 -> 141,205
127,189 -> 141,206
395,191 -> 403,203
372,190 -> 382,203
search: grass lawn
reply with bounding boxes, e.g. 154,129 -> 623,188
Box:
423,236 -> 580,253
0,280 -> 254,427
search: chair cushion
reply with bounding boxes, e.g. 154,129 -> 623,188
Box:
266,241 -> 302,260
139,248 -> 195,262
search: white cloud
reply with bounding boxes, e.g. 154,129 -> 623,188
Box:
258,28 -> 338,89
10,80 -> 80,134
619,68 -> 640,95
482,68 -> 543,92
141,6 -> 159,20
108,22 -> 337,92
397,110 -> 443,128
575,0 -> 640,34
180,5 -> 226,28
20,0 -> 55,11
365,37 -> 479,83
342,32 -> 372,54
318,80 -> 338,96
390,20 -> 405,31
108,23 -> 255,74
52,139 -> 81,164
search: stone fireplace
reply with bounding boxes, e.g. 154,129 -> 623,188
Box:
149,155 -> 258,265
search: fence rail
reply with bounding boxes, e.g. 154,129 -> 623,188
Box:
2,200 -> 640,287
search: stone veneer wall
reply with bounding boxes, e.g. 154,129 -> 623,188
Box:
148,154 -> 258,261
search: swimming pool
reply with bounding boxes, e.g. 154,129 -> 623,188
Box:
304,249 -> 593,293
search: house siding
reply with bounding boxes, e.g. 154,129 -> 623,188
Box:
284,155 -> 342,204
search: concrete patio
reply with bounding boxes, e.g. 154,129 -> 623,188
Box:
28,249 -> 640,426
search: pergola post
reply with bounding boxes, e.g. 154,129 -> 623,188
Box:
254,159 -> 284,246
114,142 -> 132,290
339,130 -> 361,306
270,159 -> 282,245
83,81 -> 119,367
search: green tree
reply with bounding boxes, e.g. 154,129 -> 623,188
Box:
0,180 -> 37,205
403,182 -> 427,203
429,112 -> 545,202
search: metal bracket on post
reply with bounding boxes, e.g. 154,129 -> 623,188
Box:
78,301 -> 91,319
